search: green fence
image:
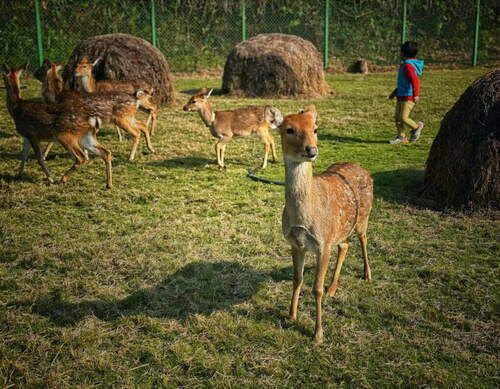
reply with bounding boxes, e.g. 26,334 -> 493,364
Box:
1,0 -> 498,73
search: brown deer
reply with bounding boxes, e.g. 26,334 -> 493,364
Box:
41,60 -> 64,104
279,105 -> 373,344
39,69 -> 156,161
183,88 -> 283,168
74,56 -> 157,137
3,64 -> 113,189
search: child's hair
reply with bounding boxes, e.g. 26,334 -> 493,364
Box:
401,41 -> 418,57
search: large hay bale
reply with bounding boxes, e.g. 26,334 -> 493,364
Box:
222,33 -> 330,97
421,70 -> 500,209
63,33 -> 174,106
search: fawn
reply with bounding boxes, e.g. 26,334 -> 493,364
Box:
279,105 -> 373,344
3,64 -> 113,189
183,88 -> 283,168
41,60 -> 64,104
74,56 -> 157,137
39,65 -> 155,161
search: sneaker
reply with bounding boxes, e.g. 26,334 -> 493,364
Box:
410,122 -> 424,142
389,136 -> 409,144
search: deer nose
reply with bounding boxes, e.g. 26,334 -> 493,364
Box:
182,105 -> 189,111
305,146 -> 318,157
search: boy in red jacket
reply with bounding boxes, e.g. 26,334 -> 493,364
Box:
388,41 -> 424,144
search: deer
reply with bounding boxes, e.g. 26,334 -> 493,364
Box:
41,60 -> 64,104
74,56 -> 158,138
279,104 -> 374,344
183,88 -> 283,169
3,64 -> 113,189
37,63 -> 156,161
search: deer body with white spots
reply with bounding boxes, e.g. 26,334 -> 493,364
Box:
279,105 -> 374,344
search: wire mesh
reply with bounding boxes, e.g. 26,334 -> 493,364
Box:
0,0 -> 498,74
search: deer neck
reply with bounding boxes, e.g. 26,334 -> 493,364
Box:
79,75 -> 96,92
5,80 -> 20,112
284,158 -> 315,222
198,102 -> 215,127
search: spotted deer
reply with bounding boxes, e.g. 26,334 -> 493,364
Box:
183,88 -> 283,168
279,104 -> 374,343
38,66 -> 156,161
74,56 -> 157,137
3,64 -> 113,189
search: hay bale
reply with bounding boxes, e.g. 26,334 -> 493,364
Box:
63,33 -> 174,106
421,70 -> 500,209
222,33 -> 330,97
348,59 -> 369,74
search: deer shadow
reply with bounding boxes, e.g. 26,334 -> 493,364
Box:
28,261 -> 268,327
180,88 -> 223,96
0,130 -> 15,139
148,156 -> 213,169
318,133 -> 387,144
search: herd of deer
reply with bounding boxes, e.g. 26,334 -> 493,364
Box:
2,59 -> 373,344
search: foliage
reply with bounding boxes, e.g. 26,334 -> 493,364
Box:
0,0 -> 499,72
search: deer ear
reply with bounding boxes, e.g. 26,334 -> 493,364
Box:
16,63 -> 28,76
205,88 -> 214,98
135,90 -> 146,98
265,106 -> 283,129
55,63 -> 64,72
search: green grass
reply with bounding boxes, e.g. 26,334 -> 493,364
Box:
1,68 -> 498,388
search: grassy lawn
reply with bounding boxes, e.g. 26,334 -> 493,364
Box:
1,68 -> 498,388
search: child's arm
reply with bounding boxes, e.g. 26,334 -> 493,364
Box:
403,64 -> 420,102
388,88 -> 397,99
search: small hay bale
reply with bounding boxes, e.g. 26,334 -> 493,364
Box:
348,59 -> 369,74
222,33 -> 330,97
421,69 -> 500,209
63,33 -> 174,106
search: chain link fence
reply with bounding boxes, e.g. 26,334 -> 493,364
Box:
1,0 -> 498,74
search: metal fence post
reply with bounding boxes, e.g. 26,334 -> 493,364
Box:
472,0 -> 480,66
150,0 -> 157,47
241,0 -> 247,41
401,0 -> 407,45
34,0 -> 44,66
323,0 -> 330,68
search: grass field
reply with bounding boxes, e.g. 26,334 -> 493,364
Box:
1,68 -> 498,388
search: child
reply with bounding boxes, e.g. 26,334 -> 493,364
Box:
388,41 -> 424,144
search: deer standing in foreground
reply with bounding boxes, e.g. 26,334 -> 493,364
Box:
183,88 -> 283,168
74,56 -> 158,138
38,61 -> 156,161
3,64 -> 113,189
280,105 -> 373,344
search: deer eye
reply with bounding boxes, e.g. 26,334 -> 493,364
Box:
286,128 -> 294,134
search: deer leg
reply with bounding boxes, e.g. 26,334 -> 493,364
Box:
313,246 -> 332,344
114,119 -> 140,161
16,137 -> 31,179
42,142 -> 54,160
80,132 -> 113,189
147,108 -> 157,136
358,233 -> 371,281
115,125 -> 123,142
325,242 -> 349,298
59,138 -> 87,184
137,119 -> 155,154
289,246 -> 305,321
215,136 -> 231,168
29,137 -> 54,184
269,135 -> 278,162
262,141 -> 270,169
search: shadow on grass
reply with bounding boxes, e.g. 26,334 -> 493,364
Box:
372,168 -> 425,205
180,88 -> 223,96
319,133 -> 387,144
149,156 -> 213,168
0,130 -> 15,139
29,261 -> 267,326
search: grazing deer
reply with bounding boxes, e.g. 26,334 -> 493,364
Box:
183,88 -> 283,168
74,56 -> 157,137
279,105 -> 373,344
3,64 -> 113,189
